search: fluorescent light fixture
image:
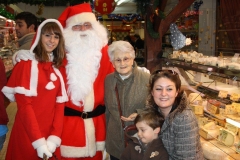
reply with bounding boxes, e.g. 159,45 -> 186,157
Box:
117,0 -> 126,5
226,118 -> 240,128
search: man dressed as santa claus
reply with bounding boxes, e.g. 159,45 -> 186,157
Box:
58,3 -> 114,160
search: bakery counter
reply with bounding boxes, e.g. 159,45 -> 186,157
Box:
193,100 -> 240,160
162,57 -> 240,159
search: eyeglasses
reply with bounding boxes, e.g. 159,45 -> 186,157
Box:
151,69 -> 177,75
72,22 -> 92,31
114,57 -> 132,64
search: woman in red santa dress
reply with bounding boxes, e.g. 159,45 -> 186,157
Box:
2,19 -> 68,160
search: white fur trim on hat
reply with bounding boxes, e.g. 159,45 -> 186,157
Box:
30,19 -> 63,54
66,12 -> 96,28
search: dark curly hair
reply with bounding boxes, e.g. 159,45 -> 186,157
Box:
146,70 -> 184,111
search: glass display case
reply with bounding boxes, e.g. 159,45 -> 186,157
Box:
161,57 -> 240,160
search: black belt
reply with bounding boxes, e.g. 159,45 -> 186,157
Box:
64,105 -> 105,119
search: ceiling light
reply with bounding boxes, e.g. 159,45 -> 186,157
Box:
226,118 -> 240,128
117,0 -> 126,5
0,16 -> 6,20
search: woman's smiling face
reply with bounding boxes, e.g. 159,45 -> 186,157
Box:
112,52 -> 134,76
151,77 -> 178,109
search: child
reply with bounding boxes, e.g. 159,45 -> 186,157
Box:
120,108 -> 169,160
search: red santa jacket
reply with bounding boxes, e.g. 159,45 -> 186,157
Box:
59,45 -> 114,158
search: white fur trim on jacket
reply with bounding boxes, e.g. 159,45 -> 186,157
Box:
60,91 -> 105,157
2,60 -> 38,102
2,61 -> 68,103
66,13 -> 96,28
60,118 -> 105,157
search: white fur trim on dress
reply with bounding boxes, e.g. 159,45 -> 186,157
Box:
50,73 -> 57,81
45,82 -> 55,90
30,19 -> 63,54
66,13 -> 96,28
2,60 -> 38,102
54,68 -> 68,103
2,60 -> 68,103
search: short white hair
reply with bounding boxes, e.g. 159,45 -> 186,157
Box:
108,40 -> 135,62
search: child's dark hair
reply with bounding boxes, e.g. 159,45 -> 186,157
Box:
134,107 -> 164,129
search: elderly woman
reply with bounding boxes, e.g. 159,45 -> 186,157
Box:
104,40 -> 150,160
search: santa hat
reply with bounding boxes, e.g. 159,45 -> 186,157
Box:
58,3 -> 96,28
30,19 -> 63,54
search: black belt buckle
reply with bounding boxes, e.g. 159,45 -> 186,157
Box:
81,111 -> 88,119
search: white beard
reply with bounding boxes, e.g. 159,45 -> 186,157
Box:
63,26 -> 106,106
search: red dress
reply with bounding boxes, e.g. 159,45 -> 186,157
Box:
59,45 -> 114,160
2,60 -> 68,160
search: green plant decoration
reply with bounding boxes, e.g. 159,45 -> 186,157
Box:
147,20 -> 159,38
134,0 -> 165,39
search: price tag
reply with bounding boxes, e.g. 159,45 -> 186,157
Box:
230,93 -> 240,101
218,90 -> 228,98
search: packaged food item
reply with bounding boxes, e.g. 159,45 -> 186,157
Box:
199,121 -> 220,140
218,128 -> 235,146
190,105 -> 204,115
207,99 -> 224,114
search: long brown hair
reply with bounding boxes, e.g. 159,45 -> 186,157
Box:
33,22 -> 65,68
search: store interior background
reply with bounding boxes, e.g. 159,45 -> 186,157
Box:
1,0 -> 217,58
1,0 -> 240,160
